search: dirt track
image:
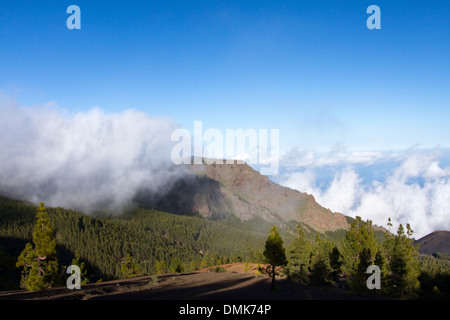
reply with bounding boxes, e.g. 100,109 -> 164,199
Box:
0,263 -> 372,300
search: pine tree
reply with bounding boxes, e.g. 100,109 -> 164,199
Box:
309,233 -> 333,286
120,254 -> 141,278
155,260 -> 167,274
16,203 -> 59,291
188,260 -> 199,272
341,216 -> 379,293
169,257 -> 184,273
263,225 -> 287,291
384,223 -> 420,297
285,226 -> 311,283
329,246 -> 343,282
71,252 -> 89,285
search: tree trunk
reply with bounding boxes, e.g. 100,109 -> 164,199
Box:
271,265 -> 275,291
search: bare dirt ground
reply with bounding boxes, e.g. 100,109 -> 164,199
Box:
0,263 -> 375,300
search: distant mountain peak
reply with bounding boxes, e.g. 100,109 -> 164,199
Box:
416,230 -> 450,255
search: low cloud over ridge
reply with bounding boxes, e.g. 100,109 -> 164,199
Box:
0,94 -> 188,213
279,148 -> 450,238
1,93 -> 449,238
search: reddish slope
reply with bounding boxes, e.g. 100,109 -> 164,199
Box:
415,231 -> 450,255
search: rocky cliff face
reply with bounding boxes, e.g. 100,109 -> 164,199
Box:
136,158 -> 350,233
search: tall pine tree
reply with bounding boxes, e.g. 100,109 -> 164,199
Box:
341,216 -> 380,293
383,223 -> 420,297
16,203 -> 59,291
309,233 -> 333,286
285,226 -> 311,283
263,225 -> 287,291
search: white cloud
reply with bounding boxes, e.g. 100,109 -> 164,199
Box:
281,147 -> 387,168
282,167 -> 361,215
279,148 -> 450,238
0,95 -> 189,213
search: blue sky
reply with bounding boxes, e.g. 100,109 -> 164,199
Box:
1,0 -> 450,153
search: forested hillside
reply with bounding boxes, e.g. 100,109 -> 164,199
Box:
0,196 -> 273,288
0,158 -> 376,294
0,194 -> 360,291
2,195 -> 449,299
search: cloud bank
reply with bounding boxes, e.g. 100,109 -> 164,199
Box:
1,93 -> 448,238
279,148 -> 450,238
0,94 -> 188,213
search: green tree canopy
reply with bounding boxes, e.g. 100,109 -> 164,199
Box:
341,216 -> 380,293
71,252 -> 90,285
285,225 -> 312,283
383,223 -> 420,297
16,203 -> 59,291
263,225 -> 287,291
155,260 -> 167,274
120,254 -> 142,278
309,233 -> 334,286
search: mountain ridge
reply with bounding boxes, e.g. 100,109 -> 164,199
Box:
136,158 -> 351,233
415,230 -> 450,255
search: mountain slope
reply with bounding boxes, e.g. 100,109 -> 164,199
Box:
415,231 -> 450,255
0,196 -> 268,282
136,158 -> 350,233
